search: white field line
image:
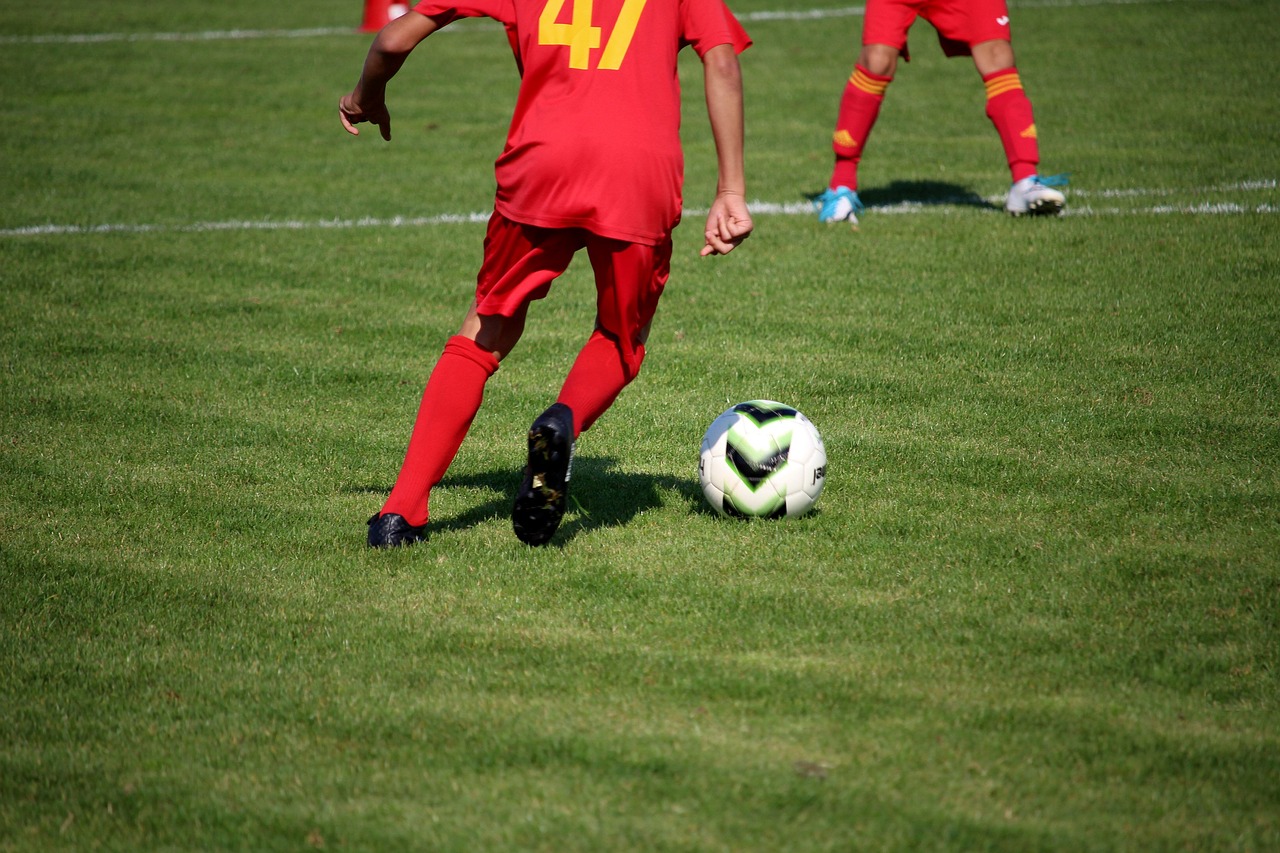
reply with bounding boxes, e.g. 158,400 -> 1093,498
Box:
1071,179 -> 1277,198
744,201 -> 1279,217
0,0 -> 1221,46
740,0 -> 1213,22
0,213 -> 491,238
2,181 -> 1274,239
0,26 -> 353,45
0,17 -> 487,46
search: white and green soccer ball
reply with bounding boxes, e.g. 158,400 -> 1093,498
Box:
698,400 -> 826,518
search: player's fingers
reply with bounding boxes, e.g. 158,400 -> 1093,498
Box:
715,221 -> 745,249
701,216 -> 726,255
340,109 -> 361,136
716,216 -> 752,252
728,209 -> 752,233
702,228 -> 733,256
724,216 -> 753,244
379,116 -> 392,141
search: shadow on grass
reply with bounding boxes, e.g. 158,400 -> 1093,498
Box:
807,179 -> 996,211
350,455 -> 709,547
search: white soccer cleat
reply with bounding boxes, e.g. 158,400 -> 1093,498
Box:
1006,174 -> 1067,216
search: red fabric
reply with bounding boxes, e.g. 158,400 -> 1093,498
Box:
862,0 -> 1012,57
983,68 -> 1040,181
413,0 -> 751,245
473,212 -> 669,376
556,329 -> 643,436
380,336 -> 499,526
829,65 -> 892,191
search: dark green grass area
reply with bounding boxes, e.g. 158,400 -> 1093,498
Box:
3,0 -> 1279,850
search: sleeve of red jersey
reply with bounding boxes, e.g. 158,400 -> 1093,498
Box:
681,0 -> 752,57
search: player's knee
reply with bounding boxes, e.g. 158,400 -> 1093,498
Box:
858,43 -> 898,77
971,39 -> 1015,76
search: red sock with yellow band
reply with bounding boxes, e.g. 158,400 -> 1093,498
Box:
829,65 -> 892,191
983,68 -> 1040,183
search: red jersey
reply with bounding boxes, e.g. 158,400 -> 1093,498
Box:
863,0 -> 1014,58
412,0 -> 751,245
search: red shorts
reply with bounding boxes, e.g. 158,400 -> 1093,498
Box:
474,212 -> 671,375
862,0 -> 1013,58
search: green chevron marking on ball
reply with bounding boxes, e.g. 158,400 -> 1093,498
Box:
723,488 -> 787,519
724,400 -> 798,489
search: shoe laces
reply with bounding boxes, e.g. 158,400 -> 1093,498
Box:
1033,172 -> 1070,188
817,187 -> 864,215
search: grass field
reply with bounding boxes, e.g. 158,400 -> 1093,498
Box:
2,0 -> 1278,850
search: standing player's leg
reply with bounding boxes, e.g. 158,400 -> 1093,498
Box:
818,0 -> 914,225
965,6 -> 1065,215
369,318 -> 505,548
819,44 -> 897,225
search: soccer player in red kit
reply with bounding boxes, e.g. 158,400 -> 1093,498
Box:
340,0 -> 753,547
816,0 -> 1066,224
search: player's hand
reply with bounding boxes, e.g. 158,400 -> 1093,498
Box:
701,190 -> 753,256
339,92 -> 392,141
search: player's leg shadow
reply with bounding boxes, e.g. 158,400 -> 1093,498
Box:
369,455 -> 696,545
858,180 -> 996,211
549,455 -> 696,545
804,180 -> 994,211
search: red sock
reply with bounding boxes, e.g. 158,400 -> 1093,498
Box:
380,335 -> 499,526
984,68 -> 1040,183
555,330 -> 641,437
829,65 -> 891,191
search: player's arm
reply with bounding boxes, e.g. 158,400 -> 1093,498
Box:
700,42 -> 752,257
340,11 -> 443,141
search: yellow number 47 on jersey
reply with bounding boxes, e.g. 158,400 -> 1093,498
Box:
538,0 -> 648,71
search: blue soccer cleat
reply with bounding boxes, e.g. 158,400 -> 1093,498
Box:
815,186 -> 865,224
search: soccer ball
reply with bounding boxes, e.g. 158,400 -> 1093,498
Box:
698,400 -> 826,518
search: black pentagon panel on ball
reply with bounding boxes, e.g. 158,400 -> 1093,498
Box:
726,445 -> 790,487
732,401 -> 798,425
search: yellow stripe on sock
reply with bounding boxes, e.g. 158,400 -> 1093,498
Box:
850,67 -> 890,96
985,72 -> 1023,100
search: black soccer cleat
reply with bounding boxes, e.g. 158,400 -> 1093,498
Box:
512,402 -> 575,546
367,512 -> 428,548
